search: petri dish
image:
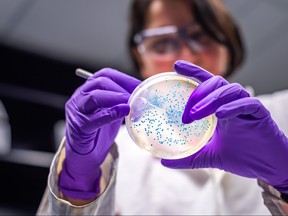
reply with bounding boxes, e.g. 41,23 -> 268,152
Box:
125,72 -> 217,159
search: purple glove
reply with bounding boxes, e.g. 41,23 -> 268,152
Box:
162,60 -> 288,194
59,68 -> 140,200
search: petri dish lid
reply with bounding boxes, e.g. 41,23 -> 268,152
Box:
125,72 -> 217,159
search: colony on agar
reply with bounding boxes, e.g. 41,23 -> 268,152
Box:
125,72 -> 217,159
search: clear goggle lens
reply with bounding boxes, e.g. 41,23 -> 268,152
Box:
135,25 -> 215,58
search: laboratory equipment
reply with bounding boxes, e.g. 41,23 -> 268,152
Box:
125,72 -> 217,159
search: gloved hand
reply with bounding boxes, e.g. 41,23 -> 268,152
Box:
59,68 -> 141,200
162,60 -> 288,194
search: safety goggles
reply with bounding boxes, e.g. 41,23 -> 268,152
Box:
134,24 -> 216,59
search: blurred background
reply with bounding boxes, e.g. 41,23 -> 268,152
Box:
0,0 -> 288,214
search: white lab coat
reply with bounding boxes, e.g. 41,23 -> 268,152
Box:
38,89 -> 288,215
114,127 -> 269,215
0,100 -> 11,155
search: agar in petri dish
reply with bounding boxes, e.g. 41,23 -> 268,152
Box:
125,72 -> 217,159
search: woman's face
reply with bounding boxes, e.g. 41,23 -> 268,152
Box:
135,0 -> 229,79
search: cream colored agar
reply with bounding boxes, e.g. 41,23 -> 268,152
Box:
125,73 -> 217,159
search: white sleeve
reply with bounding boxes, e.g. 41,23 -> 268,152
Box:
258,180 -> 288,215
36,138 -> 119,215
0,100 -> 11,155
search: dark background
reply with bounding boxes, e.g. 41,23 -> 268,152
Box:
0,0 -> 288,214
0,44 -> 86,214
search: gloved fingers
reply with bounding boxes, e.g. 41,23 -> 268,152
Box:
186,83 -> 250,123
182,76 -> 228,123
81,76 -> 130,93
87,104 -> 130,128
161,144 -> 214,169
174,60 -> 214,82
216,97 -> 270,119
73,104 -> 130,133
90,68 -> 141,93
75,90 -> 130,114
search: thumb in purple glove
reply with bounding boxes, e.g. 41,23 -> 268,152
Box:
59,68 -> 141,200
162,60 -> 288,194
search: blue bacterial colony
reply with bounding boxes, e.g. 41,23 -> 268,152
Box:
126,73 -> 216,159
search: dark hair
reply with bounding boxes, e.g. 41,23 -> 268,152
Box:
128,0 -> 245,78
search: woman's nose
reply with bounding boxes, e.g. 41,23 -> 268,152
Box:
178,42 -> 200,65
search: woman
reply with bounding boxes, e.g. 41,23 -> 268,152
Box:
37,0 -> 288,215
